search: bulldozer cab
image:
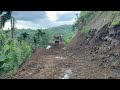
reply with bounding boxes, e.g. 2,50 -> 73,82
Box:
53,35 -> 62,45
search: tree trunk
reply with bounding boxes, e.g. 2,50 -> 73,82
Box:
11,17 -> 15,39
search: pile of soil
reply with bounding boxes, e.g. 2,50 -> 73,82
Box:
5,42 -> 116,79
66,24 -> 120,78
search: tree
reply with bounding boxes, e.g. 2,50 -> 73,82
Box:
11,17 -> 15,39
35,29 -> 46,38
0,11 -> 12,31
21,32 -> 30,41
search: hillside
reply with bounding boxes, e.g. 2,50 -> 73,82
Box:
2,11 -> 120,79
66,11 -> 120,78
4,25 -> 76,44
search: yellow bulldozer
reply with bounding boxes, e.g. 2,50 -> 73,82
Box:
53,35 -> 62,46
46,35 -> 63,49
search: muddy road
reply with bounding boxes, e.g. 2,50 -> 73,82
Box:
6,44 -> 112,79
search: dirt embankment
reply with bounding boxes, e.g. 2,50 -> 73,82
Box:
66,11 -> 120,78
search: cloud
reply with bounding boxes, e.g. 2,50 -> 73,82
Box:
12,11 -> 47,22
3,11 -> 80,30
45,11 -> 79,21
57,12 -> 77,21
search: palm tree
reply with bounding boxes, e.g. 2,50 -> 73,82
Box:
35,29 -> 45,38
0,11 -> 12,31
0,11 -> 16,40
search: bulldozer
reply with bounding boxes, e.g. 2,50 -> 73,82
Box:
46,35 -> 63,49
53,35 -> 62,46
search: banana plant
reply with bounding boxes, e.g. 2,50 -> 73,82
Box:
0,56 -> 13,67
0,44 -> 14,67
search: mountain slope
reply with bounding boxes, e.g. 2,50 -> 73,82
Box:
66,11 -> 120,78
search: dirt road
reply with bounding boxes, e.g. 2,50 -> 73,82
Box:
6,44 -> 113,79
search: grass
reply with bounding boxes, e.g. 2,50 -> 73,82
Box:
110,16 -> 120,27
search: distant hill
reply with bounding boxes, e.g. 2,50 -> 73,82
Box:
4,24 -> 77,44
44,25 -> 77,44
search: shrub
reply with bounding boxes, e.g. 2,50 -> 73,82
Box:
81,26 -> 91,34
0,39 -> 32,76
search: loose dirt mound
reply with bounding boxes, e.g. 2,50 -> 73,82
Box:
5,43 -> 114,79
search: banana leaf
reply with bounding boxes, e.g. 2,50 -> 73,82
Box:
0,57 -> 13,66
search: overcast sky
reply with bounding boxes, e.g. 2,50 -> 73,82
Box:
3,11 -> 80,30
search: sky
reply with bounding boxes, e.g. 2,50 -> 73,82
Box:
3,11 -> 80,30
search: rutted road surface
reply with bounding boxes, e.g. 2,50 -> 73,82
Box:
7,44 -> 112,79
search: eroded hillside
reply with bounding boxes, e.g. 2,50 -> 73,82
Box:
66,11 -> 120,78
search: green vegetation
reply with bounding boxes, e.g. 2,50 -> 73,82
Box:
1,26 -> 75,77
80,11 -> 96,23
74,11 -> 96,30
81,26 -> 91,34
73,11 -> 95,38
0,11 -> 76,77
44,25 -> 77,44
0,11 -> 12,31
0,28 -> 51,76
0,38 -> 32,76
110,14 -> 120,27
